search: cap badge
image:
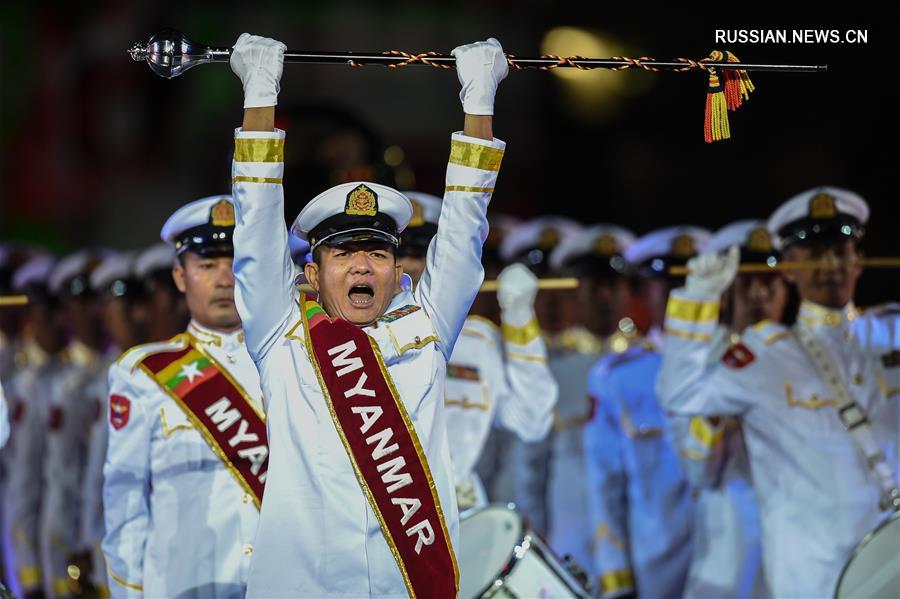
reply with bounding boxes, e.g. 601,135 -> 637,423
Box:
809,193 -> 837,220
408,199 -> 424,227
672,234 -> 696,258
210,200 -> 235,227
345,184 -> 378,217
538,227 -> 559,249
594,233 -> 618,256
746,227 -> 773,253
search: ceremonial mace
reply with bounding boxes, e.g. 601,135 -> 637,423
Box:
128,29 -> 825,78
129,29 -> 826,143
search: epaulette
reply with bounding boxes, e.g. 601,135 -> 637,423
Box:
561,328 -> 604,354
605,329 -> 649,355
378,304 -> 421,324
746,319 -> 790,346
116,333 -> 189,373
464,314 -> 500,332
461,315 -> 501,347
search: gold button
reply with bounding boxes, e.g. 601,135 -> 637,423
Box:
243,543 -> 253,555
242,494 -> 251,504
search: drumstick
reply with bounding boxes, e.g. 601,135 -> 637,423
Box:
0,295 -> 28,307
669,257 -> 900,276
479,277 -> 579,293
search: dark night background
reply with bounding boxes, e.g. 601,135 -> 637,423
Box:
0,2 -> 895,303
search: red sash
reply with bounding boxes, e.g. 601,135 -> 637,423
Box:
139,336 -> 268,508
301,296 -> 458,598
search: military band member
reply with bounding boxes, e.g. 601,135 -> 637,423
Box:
102,196 -> 265,598
0,244 -> 36,590
514,224 -> 637,577
397,192 -> 558,511
489,216 -> 581,534
226,32 -> 507,596
656,187 -> 900,597
3,256 -> 65,599
675,221 -> 787,599
585,226 -> 709,598
39,251 -> 110,597
79,252 -> 145,597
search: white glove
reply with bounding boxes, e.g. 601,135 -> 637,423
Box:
451,38 -> 508,116
684,245 -> 740,299
497,263 -> 538,326
230,33 -> 287,109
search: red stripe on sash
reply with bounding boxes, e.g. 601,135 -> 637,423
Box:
139,338 -> 268,508
302,296 -> 458,598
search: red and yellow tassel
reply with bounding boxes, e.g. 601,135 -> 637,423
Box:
703,50 -> 755,142
704,69 -> 730,142
722,51 -> 755,110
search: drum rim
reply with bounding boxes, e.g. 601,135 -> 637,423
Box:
834,509 -> 900,598
464,505 -> 590,599
461,504 -> 525,598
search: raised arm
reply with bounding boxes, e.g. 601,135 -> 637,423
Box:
492,264 -> 557,441
415,39 -> 508,359
656,247 -> 756,416
229,34 -> 295,360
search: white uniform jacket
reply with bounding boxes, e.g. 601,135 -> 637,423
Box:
444,315 -> 556,509
656,293 -> 900,598
102,323 -> 263,598
670,327 -> 766,599
231,128 -> 505,597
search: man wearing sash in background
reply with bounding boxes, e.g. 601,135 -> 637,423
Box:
102,195 -> 265,598
656,187 -> 900,597
227,31 -> 507,597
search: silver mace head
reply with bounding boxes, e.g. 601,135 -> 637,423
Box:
128,29 -> 222,79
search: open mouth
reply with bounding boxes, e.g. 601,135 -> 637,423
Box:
348,284 -> 375,308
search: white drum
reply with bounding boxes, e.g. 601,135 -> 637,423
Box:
835,511 -> 900,598
459,505 -> 590,598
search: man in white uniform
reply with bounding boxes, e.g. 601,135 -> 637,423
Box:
489,216 -> 581,534
102,196 -> 264,598
39,250 -> 110,597
542,224 -> 638,577
397,192 -> 557,511
226,32 -> 508,596
78,252 -> 146,597
674,220 -> 787,599
3,256 -> 65,599
656,187 -> 900,597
